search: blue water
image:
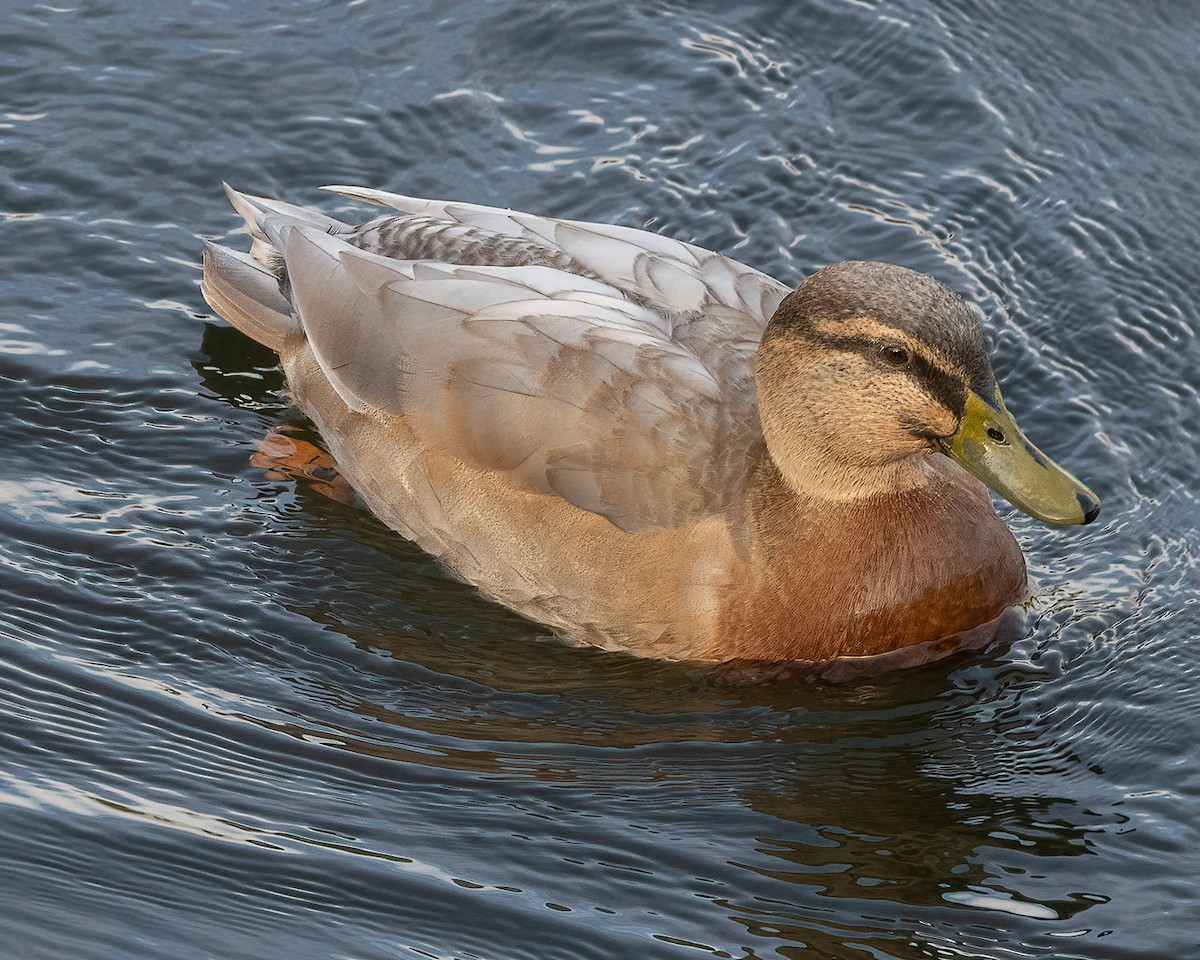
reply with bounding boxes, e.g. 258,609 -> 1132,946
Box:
1,1 -> 1198,957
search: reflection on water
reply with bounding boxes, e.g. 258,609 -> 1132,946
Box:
2,0 -> 1199,957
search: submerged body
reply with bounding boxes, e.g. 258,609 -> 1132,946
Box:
202,186 -> 1096,663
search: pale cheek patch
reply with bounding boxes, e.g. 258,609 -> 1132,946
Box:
926,402 -> 958,438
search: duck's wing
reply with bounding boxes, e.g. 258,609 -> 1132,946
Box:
322,186 -> 791,360
275,222 -> 774,532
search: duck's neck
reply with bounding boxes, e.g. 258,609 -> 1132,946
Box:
713,453 -> 1027,661
765,437 -> 938,502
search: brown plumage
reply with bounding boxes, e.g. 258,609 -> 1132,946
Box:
717,458 -> 1025,660
200,186 -> 1100,667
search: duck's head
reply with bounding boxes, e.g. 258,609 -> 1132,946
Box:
756,260 -> 1100,526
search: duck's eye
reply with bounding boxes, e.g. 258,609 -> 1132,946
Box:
987,426 -> 1007,443
881,345 -> 910,367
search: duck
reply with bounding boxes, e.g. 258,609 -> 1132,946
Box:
201,184 -> 1100,666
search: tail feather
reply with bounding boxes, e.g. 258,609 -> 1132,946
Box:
204,185 -> 355,352
222,183 -> 348,268
201,241 -> 302,352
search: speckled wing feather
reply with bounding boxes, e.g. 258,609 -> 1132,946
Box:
241,190 -> 789,531
322,185 -> 790,353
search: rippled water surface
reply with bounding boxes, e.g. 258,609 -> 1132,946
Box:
3,1 -> 1198,957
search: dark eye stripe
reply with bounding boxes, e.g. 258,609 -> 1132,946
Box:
807,332 -> 967,416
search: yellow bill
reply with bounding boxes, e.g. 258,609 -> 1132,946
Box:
942,388 -> 1100,526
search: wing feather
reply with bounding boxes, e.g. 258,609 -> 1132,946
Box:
276,220 -> 770,530
321,184 -> 789,326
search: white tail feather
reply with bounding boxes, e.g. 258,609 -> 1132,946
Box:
201,242 -> 302,352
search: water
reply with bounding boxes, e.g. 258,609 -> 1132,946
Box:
2,1 -> 1197,957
